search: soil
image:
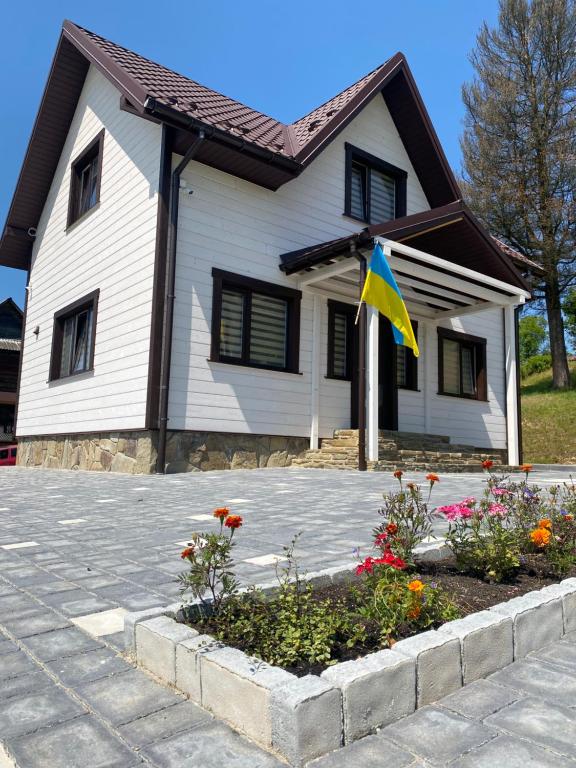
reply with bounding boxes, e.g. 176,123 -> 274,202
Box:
184,557 -> 576,678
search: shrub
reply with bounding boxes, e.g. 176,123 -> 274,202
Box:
520,353 -> 552,379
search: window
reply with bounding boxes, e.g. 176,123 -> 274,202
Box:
327,301 -> 355,380
438,328 -> 487,400
50,291 -> 99,381
344,143 -> 407,224
67,130 -> 104,227
211,269 -> 301,373
396,321 -> 418,390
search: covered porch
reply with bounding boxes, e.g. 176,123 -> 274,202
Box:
280,203 -> 531,469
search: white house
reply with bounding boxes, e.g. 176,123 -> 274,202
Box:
0,21 -> 539,474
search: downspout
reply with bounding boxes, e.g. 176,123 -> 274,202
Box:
155,130 -> 206,473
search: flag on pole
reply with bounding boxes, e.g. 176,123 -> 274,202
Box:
358,243 -> 419,357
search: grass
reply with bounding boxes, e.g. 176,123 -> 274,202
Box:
521,362 -> 576,464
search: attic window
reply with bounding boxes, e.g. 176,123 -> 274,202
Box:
67,130 -> 104,228
344,143 -> 407,224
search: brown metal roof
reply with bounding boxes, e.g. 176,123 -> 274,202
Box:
1,21 -> 461,271
491,237 -> 544,275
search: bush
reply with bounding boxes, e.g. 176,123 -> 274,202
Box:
520,353 -> 552,379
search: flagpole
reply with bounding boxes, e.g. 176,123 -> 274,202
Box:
357,254 -> 367,472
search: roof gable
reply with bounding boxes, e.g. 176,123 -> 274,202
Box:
0,298 -> 23,340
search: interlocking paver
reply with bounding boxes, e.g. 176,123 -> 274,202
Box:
438,679 -> 521,719
488,657 -> 576,708
117,700 -> 211,747
20,626 -> 103,661
0,688 -> 85,739
308,735 -> 418,767
450,733 -> 576,767
45,646 -> 132,685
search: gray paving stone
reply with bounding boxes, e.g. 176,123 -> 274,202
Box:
2,610 -> 71,638
75,668 -> 183,726
0,637 -> 15,655
0,669 -> 53,699
308,734 -> 418,767
5,714 -> 141,768
0,688 -> 86,738
21,626 -> 103,661
381,706 -> 497,765
530,639 -> 576,672
117,700 -> 211,747
451,733 -> 576,767
141,721 -> 285,767
438,679 -> 521,719
0,650 -> 38,680
45,647 -> 132,685
485,696 -> 576,758
488,657 -> 576,707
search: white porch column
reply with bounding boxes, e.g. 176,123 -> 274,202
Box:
423,320 -> 436,435
310,294 -> 321,450
504,304 -> 520,465
367,305 -> 379,462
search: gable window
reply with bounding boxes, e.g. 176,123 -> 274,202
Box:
50,291 -> 99,381
67,130 -> 104,227
344,143 -> 407,224
438,327 -> 487,400
211,269 -> 301,373
327,301 -> 355,380
396,321 -> 418,390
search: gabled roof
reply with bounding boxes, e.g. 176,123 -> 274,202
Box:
0,298 -> 23,341
491,237 -> 544,276
1,20 -> 461,271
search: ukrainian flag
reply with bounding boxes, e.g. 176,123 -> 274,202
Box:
360,243 -> 419,357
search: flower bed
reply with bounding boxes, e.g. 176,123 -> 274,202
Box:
124,466 -> 576,766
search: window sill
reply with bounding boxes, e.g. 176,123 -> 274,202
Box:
208,359 -> 302,376
436,391 -> 489,403
48,369 -> 94,386
66,201 -> 100,233
325,374 -> 352,383
342,212 -> 369,225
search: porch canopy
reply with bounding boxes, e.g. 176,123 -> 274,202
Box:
280,201 -> 531,467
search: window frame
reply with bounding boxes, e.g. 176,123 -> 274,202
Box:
344,143 -> 407,224
437,327 -> 487,401
67,129 -> 105,229
49,290 -> 99,382
327,300 -> 356,381
396,321 -> 419,391
210,269 -> 301,374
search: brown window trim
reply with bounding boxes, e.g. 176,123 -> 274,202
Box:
437,326 -> 487,401
67,129 -> 105,229
210,268 -> 301,374
326,300 -> 355,381
344,142 -> 407,224
397,320 -> 419,391
49,290 -> 99,382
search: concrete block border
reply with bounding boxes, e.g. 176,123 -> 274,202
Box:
124,551 -> 576,766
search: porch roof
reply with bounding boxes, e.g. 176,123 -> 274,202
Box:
280,203 -> 530,320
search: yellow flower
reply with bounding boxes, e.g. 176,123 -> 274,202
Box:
538,518 -> 552,530
407,580 -> 425,593
530,527 -> 551,547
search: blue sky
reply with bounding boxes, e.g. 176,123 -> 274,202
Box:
0,0 -> 500,308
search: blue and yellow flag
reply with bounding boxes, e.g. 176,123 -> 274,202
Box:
360,243 -> 419,357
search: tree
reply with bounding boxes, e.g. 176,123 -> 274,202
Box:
461,0 -> 576,389
563,287 -> 576,349
519,314 -> 548,360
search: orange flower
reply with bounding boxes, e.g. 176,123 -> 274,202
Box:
537,518 -> 552,530
406,482 -> 417,491
520,464 -> 533,473
386,522 -> 398,535
407,605 -> 421,620
564,514 -> 574,521
224,514 -> 243,529
482,459 -> 494,470
180,547 -> 194,559
393,469 -> 403,479
407,579 -> 424,593
426,473 -> 439,484
213,507 -> 230,520
530,527 -> 551,547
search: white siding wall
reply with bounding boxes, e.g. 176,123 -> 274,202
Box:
17,66 -> 162,436
169,94 -> 430,437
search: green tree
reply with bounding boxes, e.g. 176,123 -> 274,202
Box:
519,314 -> 548,361
461,0 -> 576,389
563,288 -> 576,350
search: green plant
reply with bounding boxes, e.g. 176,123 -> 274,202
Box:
178,507 -> 242,615
520,353 -> 552,380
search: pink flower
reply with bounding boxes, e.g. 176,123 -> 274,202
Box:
488,502 -> 508,517
491,488 -> 509,497
437,503 -> 475,521
462,497 -> 476,506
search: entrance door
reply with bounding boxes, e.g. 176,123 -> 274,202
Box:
378,317 -> 398,431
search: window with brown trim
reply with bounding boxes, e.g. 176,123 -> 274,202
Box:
438,327 -> 487,400
67,130 -> 104,227
327,301 -> 355,380
396,321 -> 418,390
344,143 -> 407,224
210,269 -> 301,373
49,291 -> 99,381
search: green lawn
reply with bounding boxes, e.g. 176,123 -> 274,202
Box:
521,363 -> 576,464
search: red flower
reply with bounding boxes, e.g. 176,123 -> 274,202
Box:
426,473 -> 439,483
482,460 -> 494,470
393,469 -> 403,479
213,507 -> 230,520
386,523 -> 398,535
374,532 -> 388,547
224,514 -> 243,529
355,556 -> 376,575
379,551 -> 406,570
180,547 -> 194,559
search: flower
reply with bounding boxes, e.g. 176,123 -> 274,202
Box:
426,473 -> 439,484
482,460 -> 494,470
462,496 -> 476,506
224,514 -> 243,529
538,518 -> 552,530
406,482 -> 417,491
407,579 -> 424,592
374,532 -> 388,547
491,488 -> 509,497
393,469 -> 403,479
520,464 -> 533,473
438,503 -> 475,521
386,522 -> 398,535
530,527 -> 551,547
378,551 -> 406,570
356,556 -> 376,575
180,547 -> 194,559
213,507 -> 230,520
488,502 -> 508,517
407,605 -> 421,620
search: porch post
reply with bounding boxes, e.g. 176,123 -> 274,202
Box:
367,305 -> 379,462
504,304 -> 520,465
358,255 -> 367,471
310,294 -> 321,450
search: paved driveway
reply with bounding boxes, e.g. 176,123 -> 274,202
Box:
0,466 -> 575,767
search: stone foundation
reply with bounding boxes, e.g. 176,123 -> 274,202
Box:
16,430 -> 310,474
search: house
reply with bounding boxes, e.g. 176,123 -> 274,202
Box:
0,298 -> 23,444
0,21 -> 535,474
